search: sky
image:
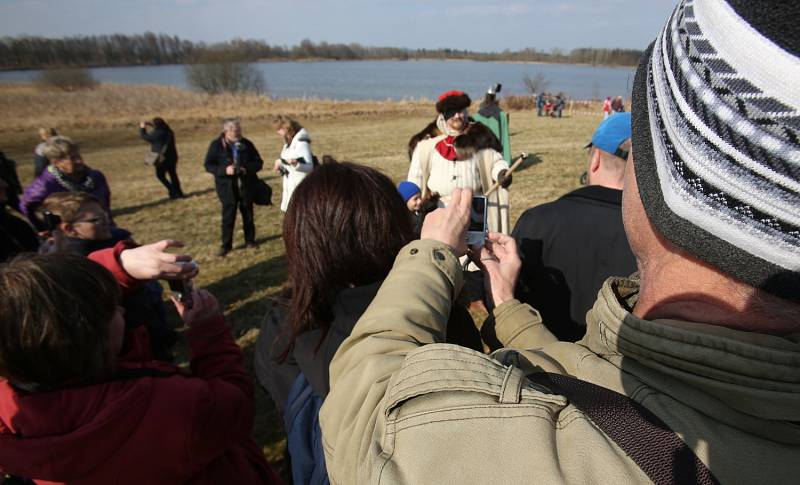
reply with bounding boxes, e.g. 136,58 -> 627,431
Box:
0,0 -> 677,52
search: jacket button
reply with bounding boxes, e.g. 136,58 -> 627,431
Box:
434,250 -> 445,261
410,248 -> 418,255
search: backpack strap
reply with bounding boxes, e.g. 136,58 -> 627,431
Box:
526,372 -> 720,485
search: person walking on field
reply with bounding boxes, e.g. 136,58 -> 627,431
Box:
139,117 -> 184,200
204,118 -> 263,257
602,96 -> 612,119
271,115 -> 314,212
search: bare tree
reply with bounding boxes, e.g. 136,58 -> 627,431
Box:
522,73 -> 549,95
38,68 -> 98,91
185,61 -> 266,95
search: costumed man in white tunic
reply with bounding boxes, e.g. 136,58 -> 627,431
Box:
407,90 -> 512,234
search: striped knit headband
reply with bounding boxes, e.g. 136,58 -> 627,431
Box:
631,0 -> 800,301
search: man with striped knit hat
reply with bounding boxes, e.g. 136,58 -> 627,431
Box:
319,1 -> 800,483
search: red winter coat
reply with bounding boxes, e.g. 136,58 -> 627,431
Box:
0,244 -> 281,484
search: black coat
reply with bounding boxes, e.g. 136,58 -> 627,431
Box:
203,135 -> 263,204
0,209 -> 38,263
512,185 -> 637,341
139,126 -> 178,166
0,152 -> 23,212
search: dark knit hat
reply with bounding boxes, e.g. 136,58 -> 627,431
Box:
436,90 -> 471,114
632,0 -> 800,301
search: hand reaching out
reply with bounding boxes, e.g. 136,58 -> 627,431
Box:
119,240 -> 198,281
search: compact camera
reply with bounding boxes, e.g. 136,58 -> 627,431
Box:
466,195 -> 488,246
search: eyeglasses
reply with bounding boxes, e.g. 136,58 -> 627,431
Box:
71,215 -> 108,225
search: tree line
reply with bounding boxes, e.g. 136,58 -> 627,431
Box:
0,33 -> 643,70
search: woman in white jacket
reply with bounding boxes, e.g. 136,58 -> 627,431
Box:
272,116 -> 315,212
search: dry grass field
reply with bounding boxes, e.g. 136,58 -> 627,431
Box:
0,83 -> 604,471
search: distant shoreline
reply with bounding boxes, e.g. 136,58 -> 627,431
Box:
0,57 -> 637,73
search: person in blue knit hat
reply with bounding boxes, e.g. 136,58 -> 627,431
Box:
397,180 -> 431,237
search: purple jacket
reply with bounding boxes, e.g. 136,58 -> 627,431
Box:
20,167 -> 112,227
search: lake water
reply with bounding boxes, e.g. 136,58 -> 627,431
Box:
0,60 -> 636,101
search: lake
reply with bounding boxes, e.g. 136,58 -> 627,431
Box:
0,59 -> 636,101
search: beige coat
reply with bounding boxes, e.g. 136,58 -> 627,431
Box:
319,239 -> 800,484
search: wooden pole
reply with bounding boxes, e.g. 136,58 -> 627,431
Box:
484,152 -> 529,197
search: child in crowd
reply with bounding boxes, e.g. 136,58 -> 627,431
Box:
0,242 -> 281,484
397,181 -> 431,237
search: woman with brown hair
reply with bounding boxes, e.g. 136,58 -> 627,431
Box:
254,161 -> 480,484
271,115 -> 314,212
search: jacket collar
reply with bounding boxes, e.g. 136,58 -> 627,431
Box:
583,277 -> 800,426
562,185 -> 623,206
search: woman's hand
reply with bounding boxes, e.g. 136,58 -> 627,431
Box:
469,232 -> 521,309
273,159 -> 282,173
171,289 -> 221,327
119,240 -> 198,281
420,188 -> 471,256
139,121 -> 147,129
288,158 -> 299,166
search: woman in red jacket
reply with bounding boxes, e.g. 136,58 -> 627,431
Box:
0,240 -> 281,484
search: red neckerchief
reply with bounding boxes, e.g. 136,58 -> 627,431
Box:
435,136 -> 458,161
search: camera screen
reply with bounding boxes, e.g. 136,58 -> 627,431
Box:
469,196 -> 487,232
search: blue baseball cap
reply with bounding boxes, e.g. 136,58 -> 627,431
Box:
585,112 -> 632,160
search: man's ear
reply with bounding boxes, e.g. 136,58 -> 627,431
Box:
590,149 -> 602,174
59,222 -> 78,237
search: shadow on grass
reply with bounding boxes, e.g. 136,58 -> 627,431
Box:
113,175 -> 282,218
518,152 -> 544,171
112,186 -> 216,217
206,253 -> 287,333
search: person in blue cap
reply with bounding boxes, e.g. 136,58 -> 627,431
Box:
511,112 -> 637,342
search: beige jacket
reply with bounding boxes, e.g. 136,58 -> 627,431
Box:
319,239 -> 800,484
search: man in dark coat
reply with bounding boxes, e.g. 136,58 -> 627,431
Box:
204,118 -> 263,257
0,151 -> 23,213
512,113 -> 636,341
139,117 -> 183,199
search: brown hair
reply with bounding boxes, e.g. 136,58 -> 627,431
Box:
41,191 -> 102,223
282,161 -> 413,351
271,115 -> 304,145
0,254 -> 120,387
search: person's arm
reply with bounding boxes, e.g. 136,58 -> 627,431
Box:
19,177 -> 48,226
171,290 -> 261,471
407,143 -> 425,188
138,126 -> 159,144
242,140 -> 263,174
473,232 -> 559,349
88,239 -> 198,295
489,149 -> 510,182
320,190 -> 473,485
204,140 -> 229,177
287,141 -> 314,174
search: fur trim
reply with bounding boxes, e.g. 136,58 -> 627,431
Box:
435,91 -> 471,114
453,121 -> 503,159
407,120 -> 442,160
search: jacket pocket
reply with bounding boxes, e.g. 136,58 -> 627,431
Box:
379,343 -> 566,458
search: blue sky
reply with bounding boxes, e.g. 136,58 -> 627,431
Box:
0,0 -> 677,52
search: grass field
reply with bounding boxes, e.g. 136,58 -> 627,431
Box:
0,83 -> 603,472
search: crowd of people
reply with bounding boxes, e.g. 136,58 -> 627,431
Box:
1,0 -> 799,483
536,92 -> 567,118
